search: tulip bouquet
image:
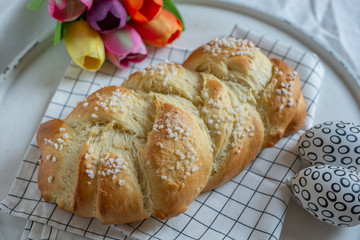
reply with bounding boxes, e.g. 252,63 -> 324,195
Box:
27,0 -> 184,71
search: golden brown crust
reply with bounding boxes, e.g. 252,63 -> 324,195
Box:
37,119 -> 73,211
284,94 -> 307,136
72,143 -> 97,218
65,86 -> 136,126
199,74 -> 232,158
203,113 -> 264,191
256,58 -> 306,148
96,152 -> 148,224
144,101 -> 212,219
36,38 -> 306,225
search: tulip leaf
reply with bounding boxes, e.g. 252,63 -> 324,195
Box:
54,21 -> 64,46
27,0 -> 45,10
163,0 -> 185,31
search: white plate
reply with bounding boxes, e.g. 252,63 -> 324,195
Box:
0,1 -> 359,240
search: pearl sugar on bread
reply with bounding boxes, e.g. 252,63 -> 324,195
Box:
36,38 -> 306,224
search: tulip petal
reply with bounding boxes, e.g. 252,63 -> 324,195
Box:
64,21 -> 105,71
48,0 -> 93,22
80,0 -> 92,9
102,25 -> 147,69
123,0 -> 163,23
130,9 -> 183,47
87,0 -> 127,32
163,0 -> 185,30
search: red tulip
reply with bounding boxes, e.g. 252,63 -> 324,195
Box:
123,0 -> 163,23
130,9 -> 183,47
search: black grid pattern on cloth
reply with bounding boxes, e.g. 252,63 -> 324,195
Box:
21,220 -> 58,240
0,25 -> 323,240
21,220 -> 135,240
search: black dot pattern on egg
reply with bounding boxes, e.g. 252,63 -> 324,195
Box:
297,121 -> 360,172
291,165 -> 360,227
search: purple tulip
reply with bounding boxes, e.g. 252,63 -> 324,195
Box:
86,0 -> 127,33
101,25 -> 148,69
48,0 -> 93,22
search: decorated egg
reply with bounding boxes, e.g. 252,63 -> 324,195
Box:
287,165 -> 360,227
297,121 -> 360,172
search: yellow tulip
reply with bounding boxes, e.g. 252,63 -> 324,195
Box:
64,21 -> 105,71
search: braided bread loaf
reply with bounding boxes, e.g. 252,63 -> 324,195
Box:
37,38 -> 306,224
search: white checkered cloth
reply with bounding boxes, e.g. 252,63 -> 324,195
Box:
1,26 -> 324,240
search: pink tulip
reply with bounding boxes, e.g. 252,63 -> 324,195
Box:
86,0 -> 127,32
101,25 -> 148,69
48,0 -> 93,22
